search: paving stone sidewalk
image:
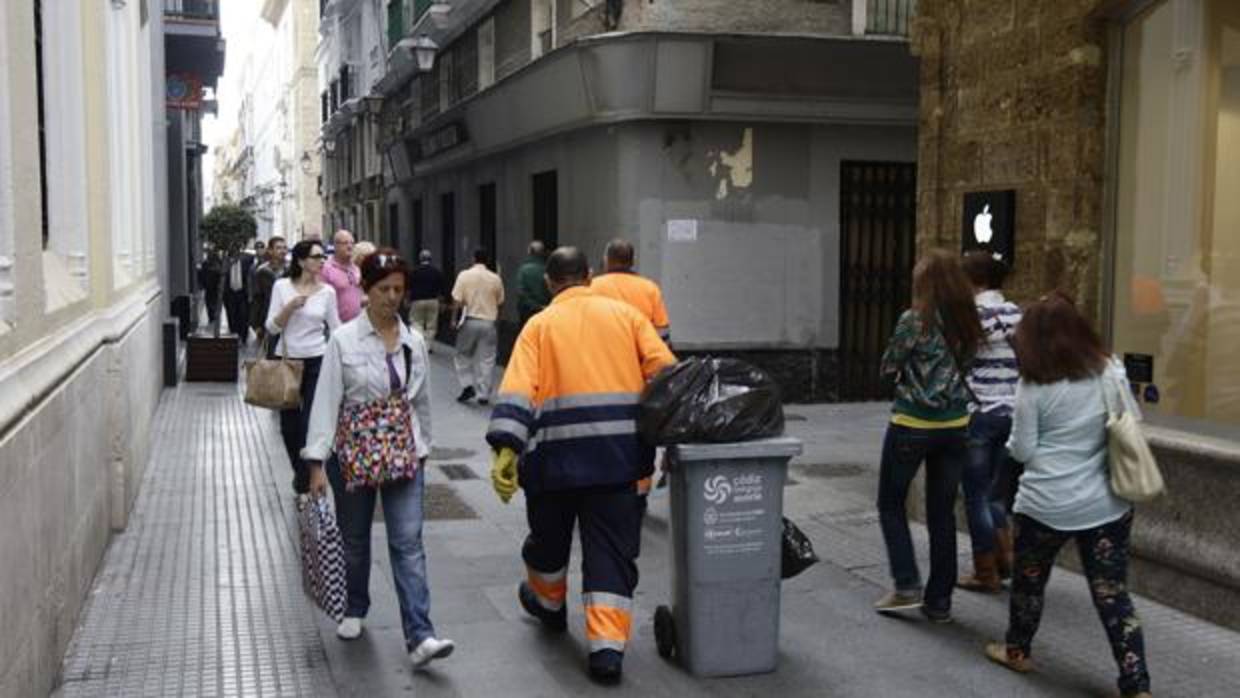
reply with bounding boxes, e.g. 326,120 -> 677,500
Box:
55,348 -> 1240,697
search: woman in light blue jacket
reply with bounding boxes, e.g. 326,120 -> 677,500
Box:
304,249 -> 455,671
984,292 -> 1150,698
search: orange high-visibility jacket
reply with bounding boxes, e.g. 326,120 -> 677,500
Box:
486,286 -> 676,493
590,271 -> 671,342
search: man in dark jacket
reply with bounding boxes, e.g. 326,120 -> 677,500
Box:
516,240 -> 550,326
407,249 -> 447,348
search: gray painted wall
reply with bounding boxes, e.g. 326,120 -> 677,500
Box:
400,119 -> 915,353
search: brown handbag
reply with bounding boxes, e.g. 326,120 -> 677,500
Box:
244,333 -> 304,410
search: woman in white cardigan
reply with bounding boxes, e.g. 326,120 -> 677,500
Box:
264,239 -> 341,493
985,291 -> 1151,698
303,248 -> 454,671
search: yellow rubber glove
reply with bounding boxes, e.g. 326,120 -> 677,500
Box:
491,448 -> 519,504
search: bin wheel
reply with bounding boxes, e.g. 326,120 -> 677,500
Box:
654,605 -> 677,660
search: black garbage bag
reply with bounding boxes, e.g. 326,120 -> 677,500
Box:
781,517 -> 819,580
638,357 -> 784,444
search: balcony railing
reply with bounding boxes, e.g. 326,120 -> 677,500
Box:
865,0 -> 916,37
164,0 -> 219,21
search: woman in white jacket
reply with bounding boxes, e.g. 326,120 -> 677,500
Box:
303,248 -> 455,671
985,291 -> 1151,698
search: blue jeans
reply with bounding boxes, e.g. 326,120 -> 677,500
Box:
326,458 -> 436,648
963,412 -> 1013,554
876,423 -> 967,611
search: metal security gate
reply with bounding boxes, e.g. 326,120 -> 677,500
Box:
839,161 -> 917,401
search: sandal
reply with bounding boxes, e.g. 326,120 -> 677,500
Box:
985,642 -> 1033,673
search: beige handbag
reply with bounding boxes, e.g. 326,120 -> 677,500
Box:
1102,364 -> 1165,503
244,334 -> 304,410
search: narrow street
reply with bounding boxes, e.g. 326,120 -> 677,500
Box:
55,349 -> 1240,697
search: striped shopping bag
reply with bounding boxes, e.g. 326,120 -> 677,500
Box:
297,495 -> 346,622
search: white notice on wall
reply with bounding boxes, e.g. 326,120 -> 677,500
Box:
667,219 -> 698,242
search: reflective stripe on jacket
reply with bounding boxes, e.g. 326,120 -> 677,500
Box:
486,286 -> 676,494
590,271 -> 671,341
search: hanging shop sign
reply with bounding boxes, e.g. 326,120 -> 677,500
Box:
166,73 -> 203,110
961,189 -> 1016,264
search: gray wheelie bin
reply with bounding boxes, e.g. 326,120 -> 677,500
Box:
654,436 -> 803,677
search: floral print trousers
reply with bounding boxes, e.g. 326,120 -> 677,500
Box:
1006,511 -> 1151,696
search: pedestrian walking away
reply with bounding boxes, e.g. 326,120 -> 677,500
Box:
251,235 -> 288,351
516,240 -> 551,327
984,291 -> 1151,698
197,249 -> 224,329
321,229 -> 365,324
874,249 -> 983,623
303,248 -> 455,671
486,246 -> 676,684
265,240 -> 342,494
958,251 -> 1024,593
451,249 -> 505,404
223,248 -> 255,340
590,238 -> 672,344
407,249 -> 448,347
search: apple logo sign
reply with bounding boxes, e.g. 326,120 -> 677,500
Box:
961,190 -> 1016,264
973,204 -> 994,244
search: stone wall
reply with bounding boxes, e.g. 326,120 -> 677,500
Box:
0,290 -> 163,696
911,0 -> 1109,317
620,0 -> 851,35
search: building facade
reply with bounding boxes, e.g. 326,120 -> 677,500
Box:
0,0 -> 179,693
219,0 -> 323,243
373,0 -> 921,400
912,0 -> 1240,627
319,0 -> 389,241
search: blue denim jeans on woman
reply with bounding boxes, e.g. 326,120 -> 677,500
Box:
963,411 -> 1013,554
877,423 -> 967,612
326,458 -> 437,649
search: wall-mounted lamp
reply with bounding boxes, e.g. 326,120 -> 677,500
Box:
412,35 -> 439,72
300,150 -> 314,174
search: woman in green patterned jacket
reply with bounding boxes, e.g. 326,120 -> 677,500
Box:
873,249 -> 983,623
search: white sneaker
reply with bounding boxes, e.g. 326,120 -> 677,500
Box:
409,637 -> 455,669
336,617 -> 363,640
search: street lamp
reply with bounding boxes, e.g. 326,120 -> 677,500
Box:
412,35 -> 439,72
300,150 -> 313,174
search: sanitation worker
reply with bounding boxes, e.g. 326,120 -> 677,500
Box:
486,246 -> 676,683
589,238 -> 671,344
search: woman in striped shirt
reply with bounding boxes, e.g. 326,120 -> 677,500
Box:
957,251 -> 1024,593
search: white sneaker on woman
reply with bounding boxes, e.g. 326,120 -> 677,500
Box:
409,637 -> 455,669
336,617 -> 363,640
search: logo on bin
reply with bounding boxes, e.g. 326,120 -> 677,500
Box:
704,475 -> 732,505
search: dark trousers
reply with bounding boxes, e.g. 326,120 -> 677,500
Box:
279,355 -> 322,493
224,289 -> 249,338
523,484 -> 645,654
1007,512 -> 1150,695
876,423 -> 967,611
963,412 -> 1014,554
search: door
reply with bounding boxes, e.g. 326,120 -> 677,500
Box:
388,202 -> 399,248
839,161 -> 917,401
532,170 -> 557,249
479,182 -> 497,269
412,198 -> 424,256
441,192 -> 456,276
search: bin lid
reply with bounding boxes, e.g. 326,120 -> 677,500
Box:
668,436 -> 803,462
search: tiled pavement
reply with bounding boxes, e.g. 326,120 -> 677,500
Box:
55,349 -> 1240,697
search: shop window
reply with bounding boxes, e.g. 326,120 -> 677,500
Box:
1111,0 -> 1240,428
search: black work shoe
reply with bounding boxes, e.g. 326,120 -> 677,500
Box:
456,387 -> 476,403
518,582 -> 567,632
588,649 -> 623,684
920,604 -> 953,624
